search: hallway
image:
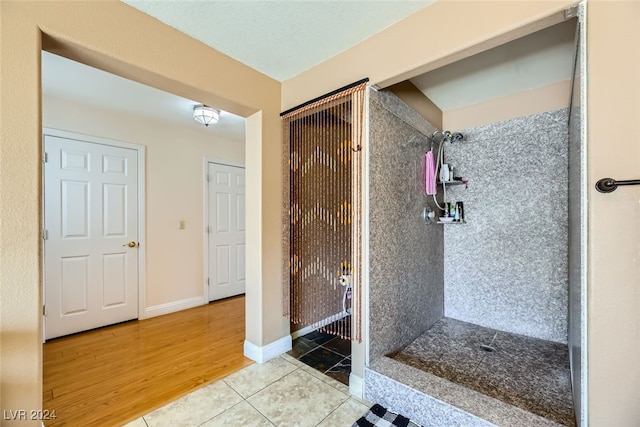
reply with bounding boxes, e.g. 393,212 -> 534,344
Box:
43,296 -> 252,426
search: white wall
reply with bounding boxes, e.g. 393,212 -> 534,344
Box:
43,95 -> 245,315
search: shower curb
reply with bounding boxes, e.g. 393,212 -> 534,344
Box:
364,357 -> 563,427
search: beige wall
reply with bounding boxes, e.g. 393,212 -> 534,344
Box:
0,1 -> 285,422
282,0 -> 575,110
43,95 -> 245,311
443,80 -> 572,130
387,67 -> 571,132
387,81 -> 443,129
587,1 -> 640,425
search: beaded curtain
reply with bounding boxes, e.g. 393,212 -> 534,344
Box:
282,82 -> 365,341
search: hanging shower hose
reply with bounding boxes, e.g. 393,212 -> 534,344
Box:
432,134 -> 447,211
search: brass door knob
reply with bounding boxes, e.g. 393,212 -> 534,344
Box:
123,241 -> 137,248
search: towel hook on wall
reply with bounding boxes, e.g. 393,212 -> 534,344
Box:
595,177 -> 640,193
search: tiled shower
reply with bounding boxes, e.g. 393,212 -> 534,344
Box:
443,110 -> 569,342
364,81 -> 583,427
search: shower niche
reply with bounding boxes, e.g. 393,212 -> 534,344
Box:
364,14 -> 583,427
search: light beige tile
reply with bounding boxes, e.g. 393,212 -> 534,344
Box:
317,398 -> 370,427
280,352 -> 307,368
144,381 -> 242,427
248,369 -> 349,427
348,394 -> 373,407
121,417 -> 148,427
201,401 -> 274,427
223,356 -> 298,398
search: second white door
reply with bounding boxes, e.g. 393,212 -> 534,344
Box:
208,162 -> 246,301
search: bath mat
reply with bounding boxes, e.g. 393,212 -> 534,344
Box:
352,404 -> 421,427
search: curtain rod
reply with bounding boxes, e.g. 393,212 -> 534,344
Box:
280,78 -> 369,117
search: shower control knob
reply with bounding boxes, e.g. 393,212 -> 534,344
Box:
422,206 -> 435,224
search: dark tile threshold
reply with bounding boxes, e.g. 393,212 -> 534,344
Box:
288,327 -> 352,386
390,317 -> 576,427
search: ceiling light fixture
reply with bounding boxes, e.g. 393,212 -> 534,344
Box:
193,104 -> 220,126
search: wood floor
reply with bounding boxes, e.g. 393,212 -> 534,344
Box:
43,295 -> 253,426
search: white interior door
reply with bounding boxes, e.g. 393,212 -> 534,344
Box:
44,134 -> 139,339
208,162 -> 246,301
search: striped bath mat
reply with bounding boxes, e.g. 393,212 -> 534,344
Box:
352,404 -> 422,427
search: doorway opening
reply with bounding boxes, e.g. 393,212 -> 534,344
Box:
41,49 -> 249,421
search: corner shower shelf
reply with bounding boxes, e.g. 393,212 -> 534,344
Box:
438,180 -> 468,187
437,179 -> 468,224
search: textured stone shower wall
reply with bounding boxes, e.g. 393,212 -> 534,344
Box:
368,88 -> 444,362
444,109 -> 569,343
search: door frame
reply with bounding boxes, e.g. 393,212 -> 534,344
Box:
203,158 -> 246,302
42,127 -> 147,339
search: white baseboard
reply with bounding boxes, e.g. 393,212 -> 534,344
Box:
291,324 -> 316,340
349,373 -> 364,398
144,296 -> 206,319
244,335 -> 292,364
290,311 -> 349,340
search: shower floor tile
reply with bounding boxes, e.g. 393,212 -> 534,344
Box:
390,318 -> 575,426
390,318 -> 496,383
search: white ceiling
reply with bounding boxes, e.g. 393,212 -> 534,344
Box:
43,2 -> 577,135
42,51 -> 246,141
121,0 -> 433,82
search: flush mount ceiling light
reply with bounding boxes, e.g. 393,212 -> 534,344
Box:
193,104 -> 220,127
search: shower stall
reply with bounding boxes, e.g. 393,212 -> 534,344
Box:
362,14 -> 586,427
281,8 -> 586,427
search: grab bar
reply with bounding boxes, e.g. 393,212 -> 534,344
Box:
595,177 -> 640,193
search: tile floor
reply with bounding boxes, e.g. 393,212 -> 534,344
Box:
123,353 -> 370,427
287,329 -> 352,386
390,317 -> 575,426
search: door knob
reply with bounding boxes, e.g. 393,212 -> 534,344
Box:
123,241 -> 138,248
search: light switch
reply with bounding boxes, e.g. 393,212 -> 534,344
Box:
179,220 -> 185,230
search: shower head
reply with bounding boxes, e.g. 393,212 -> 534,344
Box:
450,132 -> 465,143
431,130 -> 465,144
